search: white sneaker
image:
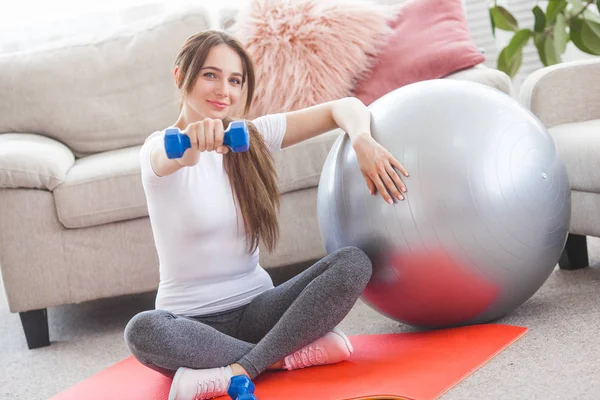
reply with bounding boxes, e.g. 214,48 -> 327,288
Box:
168,365 -> 234,400
282,328 -> 354,370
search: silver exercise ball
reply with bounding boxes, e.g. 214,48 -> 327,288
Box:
317,80 -> 571,329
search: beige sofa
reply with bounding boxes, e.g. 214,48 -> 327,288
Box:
519,58 -> 600,270
0,6 -> 512,349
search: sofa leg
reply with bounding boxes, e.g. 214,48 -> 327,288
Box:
559,234 -> 589,270
19,309 -> 50,349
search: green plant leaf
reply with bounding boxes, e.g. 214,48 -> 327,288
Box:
569,0 -> 600,24
490,6 -> 519,32
565,0 -> 580,18
534,33 -> 549,65
569,0 -> 586,12
547,0 -> 568,24
570,17 -> 600,54
597,0 -> 600,15
554,13 -> 570,53
584,7 -> 600,24
505,29 -> 533,60
569,18 -> 593,53
489,8 -> 496,37
495,29 -> 531,77
498,46 -> 523,78
533,5 -> 547,32
545,36 -> 562,64
534,33 -> 561,66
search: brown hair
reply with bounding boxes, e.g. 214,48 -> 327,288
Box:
174,30 -> 280,254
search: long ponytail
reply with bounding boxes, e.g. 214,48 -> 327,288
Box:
223,118 -> 280,253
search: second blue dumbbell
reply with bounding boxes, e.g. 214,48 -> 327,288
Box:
164,120 -> 250,159
228,375 -> 257,400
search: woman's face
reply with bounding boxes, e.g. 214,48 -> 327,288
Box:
181,44 -> 245,120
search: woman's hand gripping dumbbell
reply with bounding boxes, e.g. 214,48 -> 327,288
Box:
164,119 -> 250,166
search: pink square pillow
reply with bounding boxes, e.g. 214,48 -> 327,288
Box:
229,0 -> 396,119
353,0 -> 486,105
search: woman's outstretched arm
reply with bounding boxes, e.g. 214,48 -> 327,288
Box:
281,97 -> 370,148
281,96 -> 409,204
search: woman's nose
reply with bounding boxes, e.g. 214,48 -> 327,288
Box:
215,78 -> 229,97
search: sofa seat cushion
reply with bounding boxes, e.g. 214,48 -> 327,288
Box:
53,146 -> 147,229
549,119 -> 600,193
52,128 -> 342,229
0,133 -> 74,191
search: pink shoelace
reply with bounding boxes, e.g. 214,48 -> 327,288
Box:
285,344 -> 328,369
193,376 -> 227,400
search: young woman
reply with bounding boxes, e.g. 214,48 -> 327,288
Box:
124,30 -> 408,400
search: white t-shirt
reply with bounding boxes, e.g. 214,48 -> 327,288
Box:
140,114 -> 287,316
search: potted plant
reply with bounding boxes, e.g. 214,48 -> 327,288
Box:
489,0 -> 600,77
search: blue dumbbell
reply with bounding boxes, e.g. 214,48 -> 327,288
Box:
164,120 -> 250,159
227,375 -> 258,400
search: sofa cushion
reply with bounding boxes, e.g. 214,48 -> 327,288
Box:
549,119 -> 600,193
218,0 -> 464,30
0,133 -> 75,191
52,129 -> 341,229
228,0 -> 396,119
445,65 -> 511,95
353,0 -> 485,105
0,7 -> 210,158
53,146 -> 147,229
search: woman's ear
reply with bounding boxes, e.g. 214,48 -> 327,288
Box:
174,66 -> 181,88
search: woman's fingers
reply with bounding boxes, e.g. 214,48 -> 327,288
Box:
187,118 -> 230,154
214,119 -> 225,153
356,140 -> 409,204
366,160 -> 408,203
385,162 -> 406,198
362,172 -> 376,195
196,122 -> 207,152
376,162 -> 403,201
391,156 -> 409,177
370,172 -> 393,204
204,119 -> 215,152
185,124 -> 198,151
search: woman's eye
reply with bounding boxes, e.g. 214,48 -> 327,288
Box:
204,72 -> 216,78
230,78 -> 241,85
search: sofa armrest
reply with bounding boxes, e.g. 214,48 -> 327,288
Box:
519,59 -> 600,129
444,64 -> 512,95
0,133 -> 75,191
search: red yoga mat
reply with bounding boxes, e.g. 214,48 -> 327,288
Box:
51,324 -> 527,400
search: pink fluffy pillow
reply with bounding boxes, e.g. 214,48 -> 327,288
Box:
229,0 -> 396,119
353,0 -> 486,105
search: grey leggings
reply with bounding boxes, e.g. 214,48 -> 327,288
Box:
124,246 -> 372,379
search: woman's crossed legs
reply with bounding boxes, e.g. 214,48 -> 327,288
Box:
124,247 -> 372,399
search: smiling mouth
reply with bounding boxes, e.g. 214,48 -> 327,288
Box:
208,100 -> 228,107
